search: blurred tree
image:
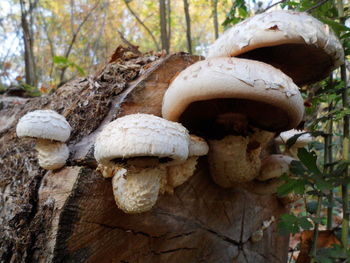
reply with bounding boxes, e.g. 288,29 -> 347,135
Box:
19,0 -> 38,87
183,0 -> 192,54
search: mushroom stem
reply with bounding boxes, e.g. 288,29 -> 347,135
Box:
112,165 -> 165,213
162,156 -> 199,194
208,135 -> 261,187
35,139 -> 69,170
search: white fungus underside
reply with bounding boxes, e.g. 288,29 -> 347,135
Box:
208,135 -> 261,187
112,165 -> 164,213
163,156 -> 199,194
36,140 -> 69,170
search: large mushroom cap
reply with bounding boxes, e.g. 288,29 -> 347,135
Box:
94,114 -> 190,166
162,57 -> 304,139
16,110 -> 71,142
207,10 -> 344,86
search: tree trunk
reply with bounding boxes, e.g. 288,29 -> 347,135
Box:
183,0 -> 192,54
20,0 -> 37,87
0,46 -> 289,263
159,0 -> 170,53
211,0 -> 219,39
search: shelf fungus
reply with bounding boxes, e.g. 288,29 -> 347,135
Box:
162,57 -> 304,187
162,134 -> 209,194
94,114 -> 190,213
207,10 -> 344,86
245,154 -> 294,196
16,110 -> 72,170
275,129 -> 313,158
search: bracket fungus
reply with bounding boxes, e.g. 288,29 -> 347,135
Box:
16,110 -> 71,170
94,113 -> 190,213
163,134 -> 209,194
207,10 -> 344,86
246,154 -> 294,195
276,129 -> 313,158
162,57 -> 304,187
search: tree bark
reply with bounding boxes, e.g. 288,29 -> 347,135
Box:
183,0 -> 192,54
159,0 -> 170,53
0,47 -> 289,262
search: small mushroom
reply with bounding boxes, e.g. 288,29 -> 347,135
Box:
207,10 -> 344,86
162,57 -> 304,187
16,110 -> 71,170
275,129 -> 313,158
94,113 -> 190,213
163,135 -> 209,194
245,154 -> 294,195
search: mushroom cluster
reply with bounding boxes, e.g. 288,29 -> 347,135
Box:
15,11 -> 343,214
16,110 -> 71,170
162,10 -> 343,195
94,114 -> 208,213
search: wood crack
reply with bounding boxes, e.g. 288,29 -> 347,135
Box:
82,220 -> 168,239
150,247 -> 197,255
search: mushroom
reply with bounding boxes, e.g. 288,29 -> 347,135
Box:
244,154 -> 294,195
207,10 -> 344,86
16,110 -> 71,170
275,129 -> 313,158
162,57 -> 304,187
162,135 -> 209,194
94,113 -> 190,213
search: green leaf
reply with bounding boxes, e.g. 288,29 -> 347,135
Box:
299,217 -> 313,230
277,178 -> 306,196
318,18 -> 350,36
297,148 -> 321,175
53,56 -> 85,76
53,55 -> 70,65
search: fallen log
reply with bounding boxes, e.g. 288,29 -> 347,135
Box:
0,47 -> 289,263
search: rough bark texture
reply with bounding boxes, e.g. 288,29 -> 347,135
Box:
0,47 -> 289,263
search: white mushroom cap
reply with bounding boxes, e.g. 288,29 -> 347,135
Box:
207,10 -> 344,85
162,57 -> 304,135
276,129 -> 313,147
16,110 -> 71,142
189,135 -> 209,156
257,154 -> 294,181
94,114 -> 190,166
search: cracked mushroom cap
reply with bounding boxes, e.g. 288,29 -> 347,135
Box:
94,114 -> 190,166
162,57 -> 304,138
275,129 -> 313,147
207,10 -> 344,86
16,110 -> 71,142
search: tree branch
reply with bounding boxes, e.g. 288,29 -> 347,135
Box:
123,0 -> 160,51
59,0 -> 101,84
305,0 -> 329,12
262,0 -> 286,13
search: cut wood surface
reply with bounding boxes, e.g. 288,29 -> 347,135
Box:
0,47 -> 289,263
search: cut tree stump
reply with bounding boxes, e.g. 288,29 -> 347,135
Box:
0,47 -> 289,263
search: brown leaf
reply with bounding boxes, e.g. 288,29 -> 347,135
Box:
296,230 -> 341,263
